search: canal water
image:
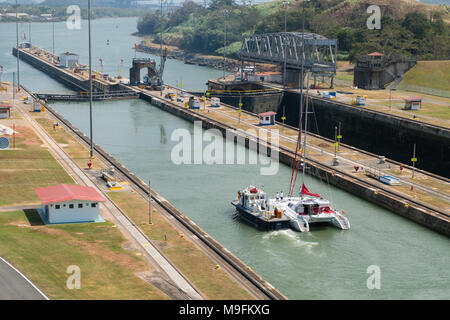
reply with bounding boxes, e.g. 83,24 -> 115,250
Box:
1,18 -> 449,299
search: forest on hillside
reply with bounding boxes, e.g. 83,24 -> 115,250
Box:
137,0 -> 450,61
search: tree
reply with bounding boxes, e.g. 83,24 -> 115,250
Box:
402,12 -> 431,39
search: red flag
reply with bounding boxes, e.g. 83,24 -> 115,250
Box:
301,184 -> 321,197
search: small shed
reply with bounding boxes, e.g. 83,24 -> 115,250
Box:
404,97 -> 422,110
258,111 -> 276,126
35,184 -> 105,224
59,52 -> 79,68
0,104 -> 11,119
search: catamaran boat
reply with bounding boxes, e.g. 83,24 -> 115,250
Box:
231,186 -> 291,231
231,69 -> 350,233
280,184 -> 350,232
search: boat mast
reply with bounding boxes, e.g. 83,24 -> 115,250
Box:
301,71 -> 311,190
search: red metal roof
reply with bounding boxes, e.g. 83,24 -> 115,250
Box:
404,97 -> 422,101
368,52 -> 384,56
258,111 -> 277,117
35,184 -> 105,204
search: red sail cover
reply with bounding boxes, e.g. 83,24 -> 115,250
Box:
301,184 -> 321,197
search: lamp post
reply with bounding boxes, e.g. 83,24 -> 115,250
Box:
222,9 -> 229,80
159,0 -> 164,96
52,9 -> 55,60
15,0 -> 20,89
88,0 -> 94,158
149,180 -> 153,224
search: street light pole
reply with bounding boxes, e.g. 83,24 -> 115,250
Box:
52,9 -> 55,60
15,0 -> 20,89
88,0 -> 94,158
223,9 -> 229,80
149,180 -> 152,224
160,0 -> 164,96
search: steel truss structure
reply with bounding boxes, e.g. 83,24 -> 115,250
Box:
239,32 -> 337,75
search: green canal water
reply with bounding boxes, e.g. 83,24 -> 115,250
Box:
1,18 -> 449,299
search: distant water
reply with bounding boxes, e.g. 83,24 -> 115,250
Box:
1,17 -> 449,300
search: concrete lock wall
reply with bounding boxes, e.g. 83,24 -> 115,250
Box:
279,91 -> 450,178
13,48 -> 89,91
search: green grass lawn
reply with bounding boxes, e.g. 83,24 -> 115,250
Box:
108,191 -> 254,300
399,61 -> 450,98
0,124 -> 74,206
0,210 -> 169,299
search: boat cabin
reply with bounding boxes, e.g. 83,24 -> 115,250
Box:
239,186 -> 268,211
288,198 -> 333,215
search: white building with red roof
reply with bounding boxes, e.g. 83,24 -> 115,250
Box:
35,184 -> 105,224
258,111 -> 276,126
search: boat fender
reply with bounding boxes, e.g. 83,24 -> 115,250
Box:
342,210 -> 345,215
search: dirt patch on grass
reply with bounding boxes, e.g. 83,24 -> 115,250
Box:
5,220 -> 29,227
14,125 -> 42,147
69,237 -> 147,272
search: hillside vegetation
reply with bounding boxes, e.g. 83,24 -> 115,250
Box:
398,60 -> 450,97
137,0 -> 450,61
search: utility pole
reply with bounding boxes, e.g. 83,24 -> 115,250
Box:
88,0 -> 94,158
12,72 -> 15,103
222,9 -> 229,79
282,1 -> 289,90
52,9 -> 55,61
337,121 -> 342,152
159,0 -> 164,97
333,125 -> 339,166
15,0 -> 20,89
149,180 -> 153,224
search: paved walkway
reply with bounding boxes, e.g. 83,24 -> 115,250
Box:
0,204 -> 39,212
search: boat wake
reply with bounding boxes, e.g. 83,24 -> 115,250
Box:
262,229 -> 319,252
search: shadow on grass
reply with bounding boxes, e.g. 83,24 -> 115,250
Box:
23,209 -> 45,226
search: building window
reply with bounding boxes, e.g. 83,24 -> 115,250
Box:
69,204 -> 74,209
55,204 -> 60,209
78,203 -> 83,208
91,203 -> 97,208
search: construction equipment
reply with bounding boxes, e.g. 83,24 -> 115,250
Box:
130,46 -> 168,90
